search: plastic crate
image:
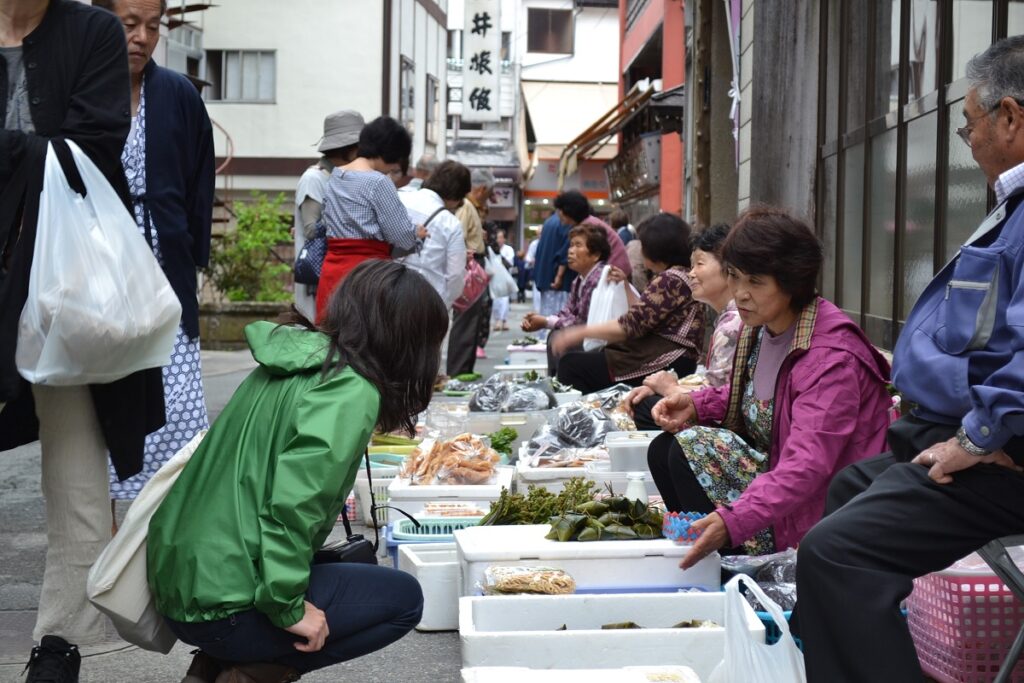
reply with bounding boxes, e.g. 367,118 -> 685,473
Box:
385,519 -> 479,566
355,465 -> 399,529
908,562 -> 1024,683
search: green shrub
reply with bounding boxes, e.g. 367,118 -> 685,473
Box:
205,192 -> 292,302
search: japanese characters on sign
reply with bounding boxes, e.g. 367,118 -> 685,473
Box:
462,0 -> 501,123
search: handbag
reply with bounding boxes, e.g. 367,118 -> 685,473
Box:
294,222 -> 327,286
453,257 -> 489,314
16,140 -> 182,385
86,430 -> 207,653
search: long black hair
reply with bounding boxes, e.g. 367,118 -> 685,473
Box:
317,260 -> 448,434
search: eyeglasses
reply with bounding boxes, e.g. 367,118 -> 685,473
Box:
955,99 -> 1024,147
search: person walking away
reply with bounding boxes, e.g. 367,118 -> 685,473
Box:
102,0 -> 215,531
293,110 -> 364,322
315,116 -> 426,320
447,168 -> 494,373
525,224 -> 542,309
795,37 -> 1024,683
532,211 -> 575,336
149,260 -> 442,682
398,159 -> 470,370
0,1 -> 167,680
490,228 -> 516,331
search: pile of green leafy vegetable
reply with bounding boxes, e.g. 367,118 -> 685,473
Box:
546,495 -> 664,542
479,478 -> 596,526
487,427 -> 518,458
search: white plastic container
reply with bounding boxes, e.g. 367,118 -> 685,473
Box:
459,591 -> 762,680
354,465 -> 399,528
387,466 -> 514,517
585,460 -> 659,498
427,403 -> 554,442
554,389 -> 583,405
461,666 -> 702,683
454,524 -> 720,596
506,344 -> 546,365
397,543 -> 460,631
514,460 -> 588,493
605,430 -> 660,472
505,363 -> 548,377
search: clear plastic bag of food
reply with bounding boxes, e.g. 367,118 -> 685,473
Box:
469,374 -> 556,412
720,548 -> 799,611
403,433 -> 500,485
554,404 -> 616,447
480,565 -> 576,595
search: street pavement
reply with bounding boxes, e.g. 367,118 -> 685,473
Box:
0,301 -> 533,683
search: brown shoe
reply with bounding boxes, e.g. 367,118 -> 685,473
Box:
181,650 -> 225,683
214,662 -> 301,683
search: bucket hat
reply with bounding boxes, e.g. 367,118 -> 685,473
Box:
317,110 -> 365,153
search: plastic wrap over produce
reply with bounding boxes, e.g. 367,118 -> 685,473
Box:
468,374 -> 556,412
401,434 -> 501,485
581,384 -> 637,431
480,566 -> 576,595
525,404 -> 616,459
721,548 -> 798,611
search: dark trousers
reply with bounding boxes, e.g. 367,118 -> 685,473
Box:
167,563 -> 423,675
795,416 -> 1024,683
556,350 -> 696,396
447,294 -> 486,376
647,431 -> 715,513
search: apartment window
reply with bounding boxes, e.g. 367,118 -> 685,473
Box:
426,76 -> 440,144
527,8 -> 574,54
448,29 -> 463,61
400,57 -> 415,135
205,50 -> 275,102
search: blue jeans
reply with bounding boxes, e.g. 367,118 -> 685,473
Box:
166,563 -> 423,674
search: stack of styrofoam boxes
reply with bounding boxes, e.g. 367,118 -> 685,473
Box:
459,591 -> 762,680
506,343 -> 546,366
387,466 -> 515,519
585,430 -> 661,498
397,542 -> 460,631
514,460 -> 589,494
460,666 -> 702,683
908,551 -> 1024,683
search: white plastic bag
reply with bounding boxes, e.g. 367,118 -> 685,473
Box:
87,429 -> 206,653
16,141 -> 181,385
710,574 -> 806,683
583,265 -> 630,351
486,247 -> 518,299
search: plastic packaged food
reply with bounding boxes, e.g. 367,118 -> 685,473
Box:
402,433 -> 501,485
481,566 -> 576,595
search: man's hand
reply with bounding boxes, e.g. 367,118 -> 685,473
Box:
912,437 -> 1021,484
652,393 -> 697,433
285,600 -> 329,653
680,512 -> 729,569
522,313 -> 547,332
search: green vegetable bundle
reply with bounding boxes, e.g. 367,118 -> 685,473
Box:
479,478 -> 597,526
487,427 -> 518,458
545,495 -> 664,542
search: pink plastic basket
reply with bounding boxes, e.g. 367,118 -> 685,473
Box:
908,562 -> 1024,683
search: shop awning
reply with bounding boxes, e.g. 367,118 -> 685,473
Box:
521,81 -> 621,161
555,85 -> 652,188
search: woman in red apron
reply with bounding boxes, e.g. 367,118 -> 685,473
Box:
316,116 -> 426,319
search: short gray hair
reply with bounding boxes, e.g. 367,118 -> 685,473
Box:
967,36 -> 1024,111
470,167 -> 495,190
415,154 -> 439,174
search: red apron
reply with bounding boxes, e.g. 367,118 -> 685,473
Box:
316,238 -> 392,321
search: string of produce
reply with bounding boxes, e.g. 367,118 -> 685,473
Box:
478,477 -> 596,526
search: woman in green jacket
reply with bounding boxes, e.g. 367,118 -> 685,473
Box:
147,260 -> 448,682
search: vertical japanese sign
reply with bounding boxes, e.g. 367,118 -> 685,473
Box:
462,0 -> 501,123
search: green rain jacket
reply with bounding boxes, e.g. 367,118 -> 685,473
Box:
147,321 -> 380,628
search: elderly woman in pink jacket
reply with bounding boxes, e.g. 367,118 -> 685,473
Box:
641,207 -> 892,570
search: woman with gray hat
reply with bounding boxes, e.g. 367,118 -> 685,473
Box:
293,110 -> 364,322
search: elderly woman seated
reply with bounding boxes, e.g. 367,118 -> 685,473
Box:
521,224 -> 611,375
551,213 -> 705,394
641,207 -> 893,569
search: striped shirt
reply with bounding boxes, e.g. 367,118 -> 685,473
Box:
321,169 -> 420,255
995,159 -> 1024,205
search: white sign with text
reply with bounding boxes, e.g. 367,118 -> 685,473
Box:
462,0 -> 501,123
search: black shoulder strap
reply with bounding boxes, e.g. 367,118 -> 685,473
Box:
424,206 -> 446,227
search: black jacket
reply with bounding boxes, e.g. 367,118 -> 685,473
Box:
142,59 -> 214,338
0,0 -> 164,479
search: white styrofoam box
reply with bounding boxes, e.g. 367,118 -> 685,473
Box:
459,592 -> 762,680
461,666 -> 702,683
585,460 -> 659,498
505,363 -> 548,377
514,460 -> 588,493
454,524 -> 720,596
506,344 -> 546,365
397,543 -> 460,631
605,430 -> 660,472
387,466 -> 514,516
554,389 -> 583,405
427,403 -> 554,443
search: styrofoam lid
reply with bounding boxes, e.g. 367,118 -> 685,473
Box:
454,524 -> 690,560
461,666 -> 702,683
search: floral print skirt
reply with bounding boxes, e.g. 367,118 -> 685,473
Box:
675,426 -> 775,555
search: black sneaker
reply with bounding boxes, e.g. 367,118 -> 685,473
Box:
23,635 -> 80,682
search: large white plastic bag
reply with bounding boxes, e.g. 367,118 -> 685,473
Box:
710,574 -> 806,683
486,248 -> 518,299
16,141 -> 181,385
583,265 -> 630,351
87,429 -> 205,653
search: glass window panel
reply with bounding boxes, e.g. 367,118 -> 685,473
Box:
845,2 -> 870,133
903,112 -> 938,319
952,1 -> 992,82
842,143 -> 865,315
868,127 -> 897,322
1011,0 -> 1024,35
907,0 -> 939,104
821,155 -> 839,301
945,100 -> 990,260
258,53 -> 274,101
825,0 -> 840,142
225,51 -> 241,101
871,1 -> 901,119
241,51 -> 258,100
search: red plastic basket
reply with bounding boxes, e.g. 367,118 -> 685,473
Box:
908,560 -> 1024,683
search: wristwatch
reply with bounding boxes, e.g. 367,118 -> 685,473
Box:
955,426 -> 993,457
